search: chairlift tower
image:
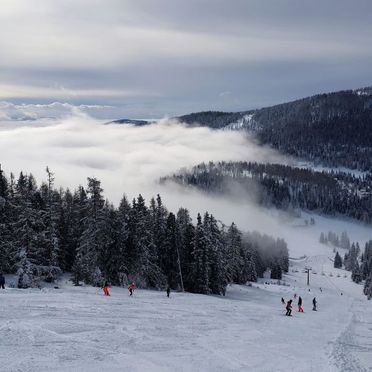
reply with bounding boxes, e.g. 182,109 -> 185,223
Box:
304,266 -> 312,286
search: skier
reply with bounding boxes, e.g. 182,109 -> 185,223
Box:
298,296 -> 304,312
128,282 -> 136,296
294,293 -> 297,299
166,286 -> 170,298
285,299 -> 293,316
312,297 -> 317,311
281,297 -> 285,305
0,274 -> 5,289
102,281 -> 110,296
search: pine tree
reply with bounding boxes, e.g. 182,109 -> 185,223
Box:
191,213 -> 210,294
176,208 -> 195,291
163,212 -> 182,289
351,261 -> 362,283
42,167 -> 61,282
364,272 -> 372,299
224,222 -> 243,283
128,195 -> 165,288
73,178 -> 105,286
319,232 -> 326,244
207,214 -> 227,295
334,252 -> 343,268
270,261 -> 282,279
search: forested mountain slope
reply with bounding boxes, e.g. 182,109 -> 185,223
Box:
161,161 -> 372,223
176,87 -> 372,170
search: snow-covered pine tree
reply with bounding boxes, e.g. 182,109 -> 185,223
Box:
361,241 -> 372,280
207,214 -> 227,295
364,272 -> 372,299
190,213 -> 210,294
340,231 -> 351,250
351,260 -> 362,283
334,251 -> 343,268
13,172 -> 50,287
176,208 -> 195,291
224,222 -> 243,284
149,195 -> 168,280
128,194 -> 165,288
42,167 -> 62,282
17,248 -> 36,288
344,243 -> 359,271
114,195 -> 131,284
270,262 -> 282,280
0,164 -> 15,273
163,212 -> 183,289
239,241 -> 257,283
96,201 -> 123,284
73,178 -> 105,286
319,232 -> 326,244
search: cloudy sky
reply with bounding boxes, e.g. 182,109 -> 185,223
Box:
1,0 -> 372,119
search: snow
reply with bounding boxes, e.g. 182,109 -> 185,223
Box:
1,240 -> 372,372
295,161 -> 370,177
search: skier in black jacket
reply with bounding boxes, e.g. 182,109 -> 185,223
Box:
285,300 -> 292,316
298,296 -> 304,312
312,297 -> 317,311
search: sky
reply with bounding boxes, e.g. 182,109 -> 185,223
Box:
1,0 -> 372,119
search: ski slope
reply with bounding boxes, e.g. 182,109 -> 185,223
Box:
1,251 -> 371,372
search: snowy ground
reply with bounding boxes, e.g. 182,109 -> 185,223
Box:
1,256 -> 372,372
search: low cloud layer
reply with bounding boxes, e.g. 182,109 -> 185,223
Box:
0,101 -> 114,121
0,114 -> 287,206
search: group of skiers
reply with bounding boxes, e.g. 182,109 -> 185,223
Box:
282,295 -> 317,316
101,281 -> 171,298
102,281 -> 137,296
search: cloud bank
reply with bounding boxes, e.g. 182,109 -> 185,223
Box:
0,114 -> 287,206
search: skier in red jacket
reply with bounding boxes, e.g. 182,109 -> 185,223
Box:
102,281 -> 110,296
128,282 -> 136,296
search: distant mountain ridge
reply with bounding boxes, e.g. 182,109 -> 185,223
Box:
176,86 -> 372,171
107,118 -> 151,126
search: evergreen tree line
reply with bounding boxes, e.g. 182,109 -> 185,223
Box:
161,161 -> 372,223
332,239 -> 372,299
0,167 -> 289,294
320,231 -> 351,250
332,242 -> 361,278
361,241 -> 372,299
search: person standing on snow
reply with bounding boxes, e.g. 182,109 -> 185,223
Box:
281,297 -> 285,305
285,300 -> 293,316
128,282 -> 136,296
298,296 -> 304,312
166,286 -> 170,298
0,274 -> 5,289
102,281 -> 110,296
312,297 -> 317,311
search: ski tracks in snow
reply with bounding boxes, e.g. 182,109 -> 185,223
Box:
330,301 -> 372,372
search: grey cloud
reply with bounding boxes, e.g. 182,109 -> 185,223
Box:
0,0 -> 371,117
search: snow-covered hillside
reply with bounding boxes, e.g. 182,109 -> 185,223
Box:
1,244 -> 371,372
